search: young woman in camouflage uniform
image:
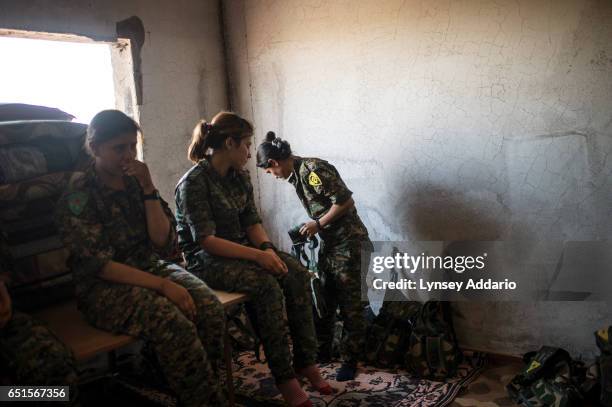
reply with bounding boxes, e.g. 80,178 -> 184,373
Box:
256,132 -> 373,381
55,110 -> 226,407
175,112 -> 331,407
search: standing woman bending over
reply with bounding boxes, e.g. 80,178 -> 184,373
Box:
256,132 -> 373,381
174,112 -> 331,407
56,110 -> 226,407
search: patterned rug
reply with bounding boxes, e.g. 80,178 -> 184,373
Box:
449,358 -> 521,407
233,351 -> 486,407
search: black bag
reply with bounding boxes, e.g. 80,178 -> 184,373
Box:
405,301 -> 462,380
507,346 -> 584,406
364,301 -> 420,368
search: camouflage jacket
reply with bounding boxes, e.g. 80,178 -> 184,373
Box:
0,237 -> 11,317
174,159 -> 262,268
0,231 -> 12,287
55,165 -> 176,295
288,157 -> 369,242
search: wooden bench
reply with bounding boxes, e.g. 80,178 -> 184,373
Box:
33,290 -> 249,406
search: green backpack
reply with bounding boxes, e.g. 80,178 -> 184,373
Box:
507,346 -> 584,406
405,301 -> 462,380
364,301 -> 421,368
596,326 -> 612,406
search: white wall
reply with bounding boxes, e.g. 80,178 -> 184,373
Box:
224,0 -> 612,358
0,0 -> 228,203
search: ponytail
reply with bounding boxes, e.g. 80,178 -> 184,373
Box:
188,120 -> 211,163
188,112 -> 254,163
256,131 -> 292,168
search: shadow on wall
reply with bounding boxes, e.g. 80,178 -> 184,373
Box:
394,182 -> 512,340
400,182 -> 506,242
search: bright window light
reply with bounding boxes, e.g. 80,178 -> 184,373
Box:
0,36 -> 115,124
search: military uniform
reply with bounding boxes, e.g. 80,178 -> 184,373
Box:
0,312 -> 79,399
175,158 -> 317,384
288,157 -> 372,364
55,165 -> 226,407
0,241 -> 78,404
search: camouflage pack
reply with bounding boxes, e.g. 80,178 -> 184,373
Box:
405,301 -> 462,380
364,301 -> 420,367
507,346 -> 584,406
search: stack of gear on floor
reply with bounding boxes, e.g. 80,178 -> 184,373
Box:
507,326 -> 612,407
290,232 -> 464,381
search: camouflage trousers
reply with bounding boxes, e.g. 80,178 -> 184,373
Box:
190,251 -> 317,384
0,311 -> 79,405
77,262 -> 226,407
317,237 -> 372,364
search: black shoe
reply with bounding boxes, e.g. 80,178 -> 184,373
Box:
336,362 -> 357,382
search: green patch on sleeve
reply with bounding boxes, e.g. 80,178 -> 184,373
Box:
67,192 -> 89,216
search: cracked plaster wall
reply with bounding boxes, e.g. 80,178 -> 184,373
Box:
224,0 -> 612,357
0,0 -> 228,203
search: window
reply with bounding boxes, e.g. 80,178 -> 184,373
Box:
0,35 -> 116,123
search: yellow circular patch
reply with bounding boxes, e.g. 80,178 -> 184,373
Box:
308,171 -> 322,186
598,328 -> 609,343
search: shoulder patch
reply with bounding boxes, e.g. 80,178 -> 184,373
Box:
598,328 -> 609,343
308,171 -> 322,187
67,192 -> 89,216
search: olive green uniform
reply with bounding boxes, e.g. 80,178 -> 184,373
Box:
175,159 -> 317,384
0,311 -> 79,403
288,157 -> 372,364
0,245 -> 79,405
55,166 -> 226,407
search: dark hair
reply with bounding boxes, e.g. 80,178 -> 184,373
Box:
188,111 -> 254,163
86,110 -> 141,155
256,131 -> 292,168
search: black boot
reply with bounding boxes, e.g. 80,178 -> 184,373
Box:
336,361 -> 357,382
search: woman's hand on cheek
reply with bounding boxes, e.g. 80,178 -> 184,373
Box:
123,160 -> 155,193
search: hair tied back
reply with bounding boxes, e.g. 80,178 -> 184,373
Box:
265,131 -> 276,142
203,121 -> 214,134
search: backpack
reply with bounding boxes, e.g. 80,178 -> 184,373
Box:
507,346 -> 584,406
405,301 -> 462,380
364,301 -> 421,368
596,326 -> 612,406
364,248 -> 422,368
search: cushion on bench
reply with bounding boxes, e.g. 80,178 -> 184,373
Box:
0,103 -> 75,122
0,120 -> 89,311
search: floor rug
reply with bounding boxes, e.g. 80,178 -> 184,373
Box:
233,351 -> 486,407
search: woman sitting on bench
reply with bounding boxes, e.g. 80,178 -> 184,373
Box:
56,110 -> 227,407
174,112 -> 332,407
